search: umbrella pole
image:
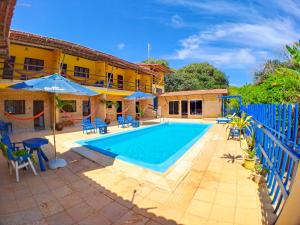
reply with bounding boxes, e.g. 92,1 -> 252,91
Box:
53,94 -> 57,159
49,93 -> 67,169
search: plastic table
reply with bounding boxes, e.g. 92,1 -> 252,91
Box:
23,138 -> 49,172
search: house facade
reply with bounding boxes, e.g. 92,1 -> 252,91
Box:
158,89 -> 228,119
0,30 -> 173,131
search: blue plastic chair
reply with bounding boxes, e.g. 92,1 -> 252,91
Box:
117,116 -> 128,128
94,118 -> 108,134
126,115 -> 140,128
81,118 -> 95,134
1,133 -> 37,182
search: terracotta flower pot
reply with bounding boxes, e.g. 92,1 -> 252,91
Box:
244,158 -> 255,170
55,122 -> 63,131
253,174 -> 262,184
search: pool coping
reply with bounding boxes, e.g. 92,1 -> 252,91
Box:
75,122 -> 212,172
72,122 -> 215,191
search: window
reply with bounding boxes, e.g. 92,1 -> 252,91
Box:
74,66 -> 89,78
190,100 -> 202,115
61,100 -> 76,112
107,73 -> 113,88
106,101 -> 113,109
169,101 -> 179,115
136,79 -> 140,90
117,75 -> 123,89
24,58 -> 44,71
60,63 -> 67,76
4,100 -> 25,114
152,75 -> 156,85
3,56 -> 15,79
156,88 -> 163,94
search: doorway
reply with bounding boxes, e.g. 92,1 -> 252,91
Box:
116,101 -> 122,119
181,100 -> 188,118
82,100 -> 91,121
33,100 -> 45,130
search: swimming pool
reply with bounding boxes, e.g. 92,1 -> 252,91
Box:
76,122 -> 212,172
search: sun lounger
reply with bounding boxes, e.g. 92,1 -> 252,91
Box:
216,113 -> 236,124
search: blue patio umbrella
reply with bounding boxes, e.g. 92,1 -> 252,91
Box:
9,74 -> 98,169
125,91 -> 155,100
125,91 -> 155,119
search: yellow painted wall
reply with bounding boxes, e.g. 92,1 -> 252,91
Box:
5,43 -> 155,93
276,163 -> 300,225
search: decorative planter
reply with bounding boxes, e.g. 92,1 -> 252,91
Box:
228,127 -> 241,140
253,174 -> 262,184
244,158 -> 255,170
55,122 -> 63,131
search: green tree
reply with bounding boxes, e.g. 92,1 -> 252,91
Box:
233,40 -> 300,105
238,73 -> 300,104
254,60 -> 290,84
165,63 -> 228,92
141,58 -> 169,67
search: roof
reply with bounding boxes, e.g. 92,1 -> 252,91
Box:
0,0 -> 16,58
8,30 -> 159,77
159,89 -> 228,97
138,63 -> 174,74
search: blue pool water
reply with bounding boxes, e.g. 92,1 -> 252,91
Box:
76,122 -> 211,172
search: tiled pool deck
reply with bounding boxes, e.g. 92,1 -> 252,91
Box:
0,119 -> 277,225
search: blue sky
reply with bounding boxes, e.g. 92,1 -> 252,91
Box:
12,0 -> 300,86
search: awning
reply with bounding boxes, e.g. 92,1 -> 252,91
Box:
87,86 -> 133,96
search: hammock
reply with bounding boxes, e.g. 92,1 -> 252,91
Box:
4,111 -> 44,121
106,106 -> 129,115
61,106 -> 98,121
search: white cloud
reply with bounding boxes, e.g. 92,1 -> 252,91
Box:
167,18 -> 299,68
170,15 -> 184,28
158,0 -> 300,76
157,0 -> 260,20
274,0 -> 300,18
117,43 -> 125,50
17,2 -> 32,7
197,19 -> 299,48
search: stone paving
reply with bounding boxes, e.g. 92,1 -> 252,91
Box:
0,119 -> 277,225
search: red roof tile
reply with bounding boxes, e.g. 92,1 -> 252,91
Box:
0,0 -> 16,58
159,89 -> 228,97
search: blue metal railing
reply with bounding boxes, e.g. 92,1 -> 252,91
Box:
242,104 -> 300,216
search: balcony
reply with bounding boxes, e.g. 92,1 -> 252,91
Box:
0,62 -> 153,93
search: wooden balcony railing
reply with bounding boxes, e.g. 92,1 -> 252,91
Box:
0,62 -> 153,93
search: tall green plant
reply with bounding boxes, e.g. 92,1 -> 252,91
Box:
55,95 -> 71,110
137,104 -> 144,118
229,113 -> 252,130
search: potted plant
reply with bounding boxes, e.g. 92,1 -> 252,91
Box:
55,96 -> 72,131
227,113 -> 252,140
253,163 -> 268,184
243,131 -> 256,170
136,104 -> 144,121
100,100 -> 120,124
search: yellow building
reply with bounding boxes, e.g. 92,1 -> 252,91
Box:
0,30 -> 172,131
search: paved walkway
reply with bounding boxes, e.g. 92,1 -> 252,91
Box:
0,119 -> 276,225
